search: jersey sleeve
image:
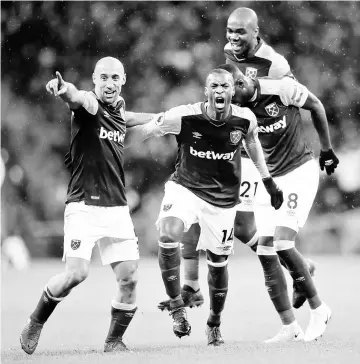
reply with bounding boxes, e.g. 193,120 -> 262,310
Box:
160,104 -> 198,135
81,91 -> 99,115
258,78 -> 309,108
268,53 -> 292,78
242,107 -> 258,136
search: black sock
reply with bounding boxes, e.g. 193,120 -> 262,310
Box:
257,254 -> 291,313
158,244 -> 182,304
30,288 -> 61,324
277,248 -> 317,299
105,306 -> 137,342
207,264 -> 228,327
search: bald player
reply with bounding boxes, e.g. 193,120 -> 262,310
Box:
158,7 -> 314,314
20,57 -> 157,354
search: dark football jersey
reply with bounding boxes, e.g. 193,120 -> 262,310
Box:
224,38 -> 292,79
65,92 -> 127,206
158,102 -> 258,208
250,77 -> 314,177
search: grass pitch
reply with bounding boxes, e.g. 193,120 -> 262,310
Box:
2,250 -> 360,364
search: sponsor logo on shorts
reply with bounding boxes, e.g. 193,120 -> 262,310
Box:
71,239 -> 81,250
258,116 -> 286,133
163,203 -> 172,212
190,146 -> 237,160
230,130 -> 242,144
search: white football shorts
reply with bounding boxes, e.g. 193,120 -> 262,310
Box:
236,157 -> 262,212
156,181 -> 237,255
63,201 -> 139,265
254,159 -> 319,236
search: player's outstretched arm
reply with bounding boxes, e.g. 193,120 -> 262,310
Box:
302,91 -> 339,175
125,111 -> 157,127
124,113 -> 165,148
46,71 -> 85,109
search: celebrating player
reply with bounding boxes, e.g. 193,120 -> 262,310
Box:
158,6 -> 314,314
225,64 -> 338,342
127,68 -> 284,345
20,57 -> 158,354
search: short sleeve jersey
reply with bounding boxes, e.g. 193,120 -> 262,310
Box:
250,77 -> 313,177
65,91 -> 127,206
159,102 -> 258,208
224,38 -> 292,79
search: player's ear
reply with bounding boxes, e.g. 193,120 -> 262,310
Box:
92,72 -> 96,85
254,26 -> 259,38
204,87 -> 208,97
122,73 -> 126,86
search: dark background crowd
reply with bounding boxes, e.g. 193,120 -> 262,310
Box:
1,1 -> 360,264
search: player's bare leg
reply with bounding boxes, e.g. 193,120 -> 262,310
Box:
104,260 -> 138,353
257,236 -> 304,343
205,250 -> 227,346
20,257 -> 90,354
234,211 -> 315,309
158,217 -> 191,338
274,227 -> 331,342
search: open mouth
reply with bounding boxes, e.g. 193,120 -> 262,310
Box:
230,42 -> 244,54
104,90 -> 115,97
215,97 -> 225,108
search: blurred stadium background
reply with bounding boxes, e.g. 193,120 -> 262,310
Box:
1,1 -> 360,263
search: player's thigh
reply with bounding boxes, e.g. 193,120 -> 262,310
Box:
96,205 -> 139,265
63,202 -> 100,262
237,157 -> 261,212
197,203 -> 237,256
234,211 -> 257,243
275,159 -> 319,232
156,181 -> 200,239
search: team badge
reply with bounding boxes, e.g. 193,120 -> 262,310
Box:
265,102 -> 280,117
71,239 -> 81,250
163,203 -> 172,212
245,67 -> 258,79
230,130 -> 242,144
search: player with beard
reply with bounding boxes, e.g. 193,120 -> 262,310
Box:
158,6 -> 314,315
20,57 -> 160,354
127,68 -> 284,345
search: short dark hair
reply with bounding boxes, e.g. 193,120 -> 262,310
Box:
206,68 -> 234,84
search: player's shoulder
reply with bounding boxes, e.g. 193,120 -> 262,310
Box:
256,40 -> 290,77
231,104 -> 256,122
167,102 -> 202,116
259,76 -> 303,95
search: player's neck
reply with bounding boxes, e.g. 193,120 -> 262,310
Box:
206,104 -> 229,121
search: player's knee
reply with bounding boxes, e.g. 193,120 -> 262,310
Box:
159,217 -> 184,243
65,266 -> 89,286
118,273 -> 138,294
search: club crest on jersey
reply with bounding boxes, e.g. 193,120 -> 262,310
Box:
71,239 -> 81,250
245,67 -> 258,79
230,130 -> 242,144
163,204 -> 172,212
265,102 -> 280,117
